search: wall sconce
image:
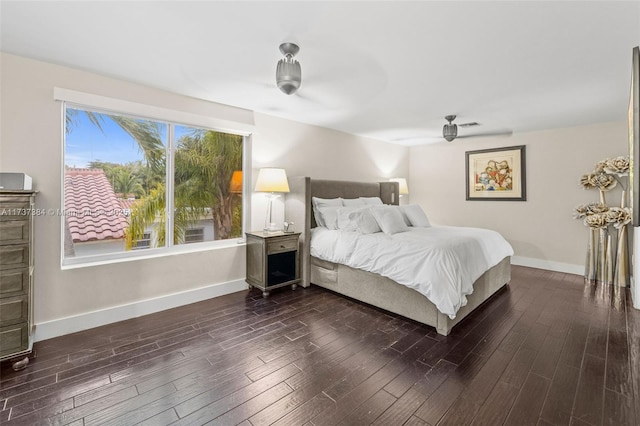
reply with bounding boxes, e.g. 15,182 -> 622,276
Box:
255,168 -> 290,232
389,178 -> 409,196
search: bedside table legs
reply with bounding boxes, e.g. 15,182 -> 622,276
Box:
251,284 -> 298,298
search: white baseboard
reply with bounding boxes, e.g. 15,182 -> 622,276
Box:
511,256 -> 583,275
34,279 -> 248,342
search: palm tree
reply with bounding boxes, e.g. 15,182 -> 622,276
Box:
113,169 -> 144,198
125,130 -> 242,246
174,130 -> 243,240
123,184 -> 202,249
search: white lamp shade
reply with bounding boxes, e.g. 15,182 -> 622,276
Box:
254,168 -> 290,193
390,178 -> 409,195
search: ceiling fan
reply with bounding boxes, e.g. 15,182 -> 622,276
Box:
442,115 -> 512,142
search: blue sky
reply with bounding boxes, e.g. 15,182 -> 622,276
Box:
65,109 -> 193,168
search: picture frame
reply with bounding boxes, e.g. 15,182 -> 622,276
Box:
465,145 -> 526,201
629,46 -> 639,225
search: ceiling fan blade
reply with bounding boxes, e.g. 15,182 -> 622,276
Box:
455,129 -> 513,139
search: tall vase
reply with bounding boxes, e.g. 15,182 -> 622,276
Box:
585,228 -> 598,281
597,227 -> 608,283
614,225 -> 630,287
599,190 -> 606,205
605,234 -> 614,285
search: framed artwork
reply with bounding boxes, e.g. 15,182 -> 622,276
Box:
465,145 -> 526,201
630,46 -> 639,225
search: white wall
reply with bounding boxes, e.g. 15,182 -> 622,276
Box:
251,112 -> 410,229
0,53 -> 408,339
409,121 -> 629,273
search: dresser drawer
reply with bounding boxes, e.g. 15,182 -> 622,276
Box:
0,220 -> 30,244
267,238 -> 298,255
0,196 -> 31,222
0,322 -> 29,358
0,244 -> 29,270
0,295 -> 28,325
0,268 -> 29,296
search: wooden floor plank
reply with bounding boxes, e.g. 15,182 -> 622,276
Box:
0,266 -> 637,425
540,364 -> 581,425
503,373 -> 550,426
572,354 -> 606,425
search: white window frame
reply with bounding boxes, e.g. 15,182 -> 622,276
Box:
56,88 -> 254,269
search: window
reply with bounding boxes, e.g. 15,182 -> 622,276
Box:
63,104 -> 245,264
132,233 -> 152,250
184,228 -> 205,244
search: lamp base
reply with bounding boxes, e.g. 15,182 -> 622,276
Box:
263,223 -> 280,233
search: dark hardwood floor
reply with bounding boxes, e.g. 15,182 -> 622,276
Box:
1,266 -> 638,425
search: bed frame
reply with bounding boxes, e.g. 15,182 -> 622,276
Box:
285,177 -> 511,336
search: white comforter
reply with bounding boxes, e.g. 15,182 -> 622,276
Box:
310,226 -> 514,319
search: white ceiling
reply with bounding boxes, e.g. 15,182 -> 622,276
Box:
1,1 -> 639,145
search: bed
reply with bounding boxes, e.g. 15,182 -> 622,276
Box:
284,177 -> 512,336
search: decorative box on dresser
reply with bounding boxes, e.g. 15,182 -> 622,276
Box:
0,190 -> 36,371
245,231 -> 301,297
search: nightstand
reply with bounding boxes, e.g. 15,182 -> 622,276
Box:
245,231 -> 301,297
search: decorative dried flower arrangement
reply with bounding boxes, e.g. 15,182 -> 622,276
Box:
574,156 -> 630,286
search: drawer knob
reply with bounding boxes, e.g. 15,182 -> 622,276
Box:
280,245 -> 285,248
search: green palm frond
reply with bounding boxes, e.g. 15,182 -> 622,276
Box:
66,109 -> 107,135
174,130 -> 243,239
125,185 -> 166,250
114,170 -> 144,197
108,115 -> 165,172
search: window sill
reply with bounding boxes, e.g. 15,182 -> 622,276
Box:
61,238 -> 246,270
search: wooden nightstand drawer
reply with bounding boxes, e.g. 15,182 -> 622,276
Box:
267,237 -> 298,255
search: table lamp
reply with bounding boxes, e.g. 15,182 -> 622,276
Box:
254,168 -> 290,232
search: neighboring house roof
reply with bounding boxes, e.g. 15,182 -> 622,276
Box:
118,198 -> 139,211
64,168 -> 129,242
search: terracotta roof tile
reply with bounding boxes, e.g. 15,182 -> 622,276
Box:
118,198 -> 139,211
64,168 -> 129,242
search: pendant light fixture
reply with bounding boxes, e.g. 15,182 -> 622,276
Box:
443,115 -> 458,142
276,42 -> 301,95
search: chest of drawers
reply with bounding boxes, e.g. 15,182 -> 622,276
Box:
0,190 -> 36,370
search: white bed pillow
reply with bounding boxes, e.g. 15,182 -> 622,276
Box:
316,206 -> 343,230
396,205 -> 412,226
343,198 -> 366,207
359,196 -> 384,206
348,208 -> 381,234
335,206 -> 364,230
312,197 -> 343,227
402,204 -> 431,227
370,206 -> 410,235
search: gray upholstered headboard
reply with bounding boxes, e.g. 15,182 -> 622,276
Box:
284,177 -> 399,287
308,179 -> 398,228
